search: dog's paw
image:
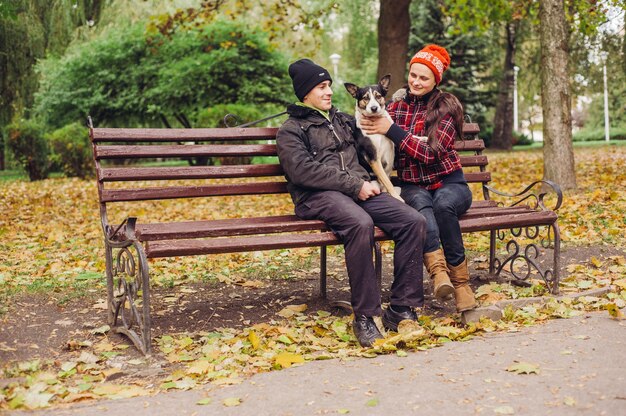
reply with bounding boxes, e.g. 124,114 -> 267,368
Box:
391,88 -> 407,102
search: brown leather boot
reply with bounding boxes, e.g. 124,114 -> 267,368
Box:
424,249 -> 454,301
448,258 -> 477,312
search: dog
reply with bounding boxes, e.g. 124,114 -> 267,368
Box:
344,74 -> 403,202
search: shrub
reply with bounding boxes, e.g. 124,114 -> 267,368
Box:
512,131 -> 533,146
573,127 -> 626,142
194,104 -> 285,128
6,120 -> 50,180
48,123 -> 94,178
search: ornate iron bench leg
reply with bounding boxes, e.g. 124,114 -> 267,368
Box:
105,240 -> 152,354
490,223 -> 561,295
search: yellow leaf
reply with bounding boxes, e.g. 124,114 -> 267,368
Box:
277,303 -> 308,318
506,362 -> 540,374
248,330 -> 260,349
186,360 -> 211,375
274,352 -> 304,368
223,397 -> 241,407
590,256 -> 603,268
613,278 -> 626,290
606,303 -> 624,320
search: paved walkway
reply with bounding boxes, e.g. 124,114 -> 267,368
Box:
17,310 -> 626,416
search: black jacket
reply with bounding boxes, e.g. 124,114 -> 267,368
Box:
276,104 -> 371,204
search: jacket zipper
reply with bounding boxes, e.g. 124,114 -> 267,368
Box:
328,123 -> 346,171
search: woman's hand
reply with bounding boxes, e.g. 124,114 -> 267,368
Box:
359,116 -> 392,136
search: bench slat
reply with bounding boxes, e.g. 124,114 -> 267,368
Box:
459,210 -> 557,233
464,172 -> 491,183
101,182 -> 288,202
131,205 -> 538,242
143,210 -> 556,258
91,124 -> 480,143
454,139 -> 484,151
99,164 -> 283,182
135,215 -> 328,241
144,228 -> 388,258
459,155 -> 488,167
95,144 -> 277,159
91,127 -> 279,142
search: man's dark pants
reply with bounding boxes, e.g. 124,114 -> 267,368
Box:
295,191 -> 426,317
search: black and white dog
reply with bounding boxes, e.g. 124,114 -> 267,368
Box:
344,74 -> 403,202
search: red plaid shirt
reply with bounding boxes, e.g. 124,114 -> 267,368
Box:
387,93 -> 462,190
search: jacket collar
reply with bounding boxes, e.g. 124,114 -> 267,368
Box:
286,104 -> 337,126
405,87 -> 438,104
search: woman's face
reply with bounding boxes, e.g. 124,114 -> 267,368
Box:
407,63 -> 436,97
303,80 -> 333,111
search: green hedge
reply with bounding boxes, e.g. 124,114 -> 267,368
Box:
573,127 -> 626,142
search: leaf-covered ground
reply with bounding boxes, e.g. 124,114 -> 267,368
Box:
1,145 -> 625,410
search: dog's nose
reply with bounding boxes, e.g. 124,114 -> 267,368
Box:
371,105 -> 379,112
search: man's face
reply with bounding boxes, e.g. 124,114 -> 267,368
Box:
303,80 -> 333,111
408,63 -> 436,97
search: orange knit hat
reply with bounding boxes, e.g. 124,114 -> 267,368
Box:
409,44 -> 451,84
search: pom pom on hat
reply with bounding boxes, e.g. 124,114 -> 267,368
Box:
288,59 -> 333,102
409,44 -> 451,84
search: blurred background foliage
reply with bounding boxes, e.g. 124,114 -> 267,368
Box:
0,0 -> 624,178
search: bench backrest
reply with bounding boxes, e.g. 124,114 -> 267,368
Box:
90,122 -> 490,225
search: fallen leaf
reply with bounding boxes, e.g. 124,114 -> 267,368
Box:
506,362 -> 540,375
223,397 -> 241,407
494,405 -> 515,414
274,352 -> 304,368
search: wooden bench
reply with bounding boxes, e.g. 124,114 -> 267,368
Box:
89,119 -> 562,354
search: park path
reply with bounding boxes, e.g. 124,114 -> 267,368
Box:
17,310 -> 626,416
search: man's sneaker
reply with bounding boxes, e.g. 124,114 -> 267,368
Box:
352,315 -> 383,347
382,305 -> 418,332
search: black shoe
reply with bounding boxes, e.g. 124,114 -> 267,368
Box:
352,315 -> 383,347
382,305 -> 417,332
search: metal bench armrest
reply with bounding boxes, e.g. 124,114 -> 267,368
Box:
485,180 -> 563,211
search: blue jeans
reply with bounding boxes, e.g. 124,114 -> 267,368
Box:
400,182 -> 472,266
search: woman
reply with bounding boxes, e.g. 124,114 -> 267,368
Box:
360,44 -> 476,312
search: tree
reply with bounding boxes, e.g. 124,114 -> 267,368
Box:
377,0 -> 411,93
0,0 -> 104,169
409,0 -> 498,128
539,0 -> 576,189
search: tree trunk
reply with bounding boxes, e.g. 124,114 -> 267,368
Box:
491,22 -> 517,150
377,0 -> 411,93
539,0 -> 577,190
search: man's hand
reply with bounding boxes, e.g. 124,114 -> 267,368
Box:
359,116 -> 392,136
358,181 -> 381,201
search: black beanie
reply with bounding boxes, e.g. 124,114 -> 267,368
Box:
288,59 -> 333,102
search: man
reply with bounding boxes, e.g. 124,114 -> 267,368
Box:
276,58 -> 427,347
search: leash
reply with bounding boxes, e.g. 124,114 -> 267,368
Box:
223,111 -> 287,128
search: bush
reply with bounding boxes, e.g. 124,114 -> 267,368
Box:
48,122 -> 94,178
512,131 -> 533,146
573,127 -> 626,142
6,120 -> 50,180
194,104 -> 285,128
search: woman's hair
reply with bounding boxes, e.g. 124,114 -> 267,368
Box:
424,90 -> 464,151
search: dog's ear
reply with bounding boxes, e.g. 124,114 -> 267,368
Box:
378,74 -> 391,95
344,83 -> 359,98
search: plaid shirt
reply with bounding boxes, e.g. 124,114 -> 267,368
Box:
387,92 -> 462,190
